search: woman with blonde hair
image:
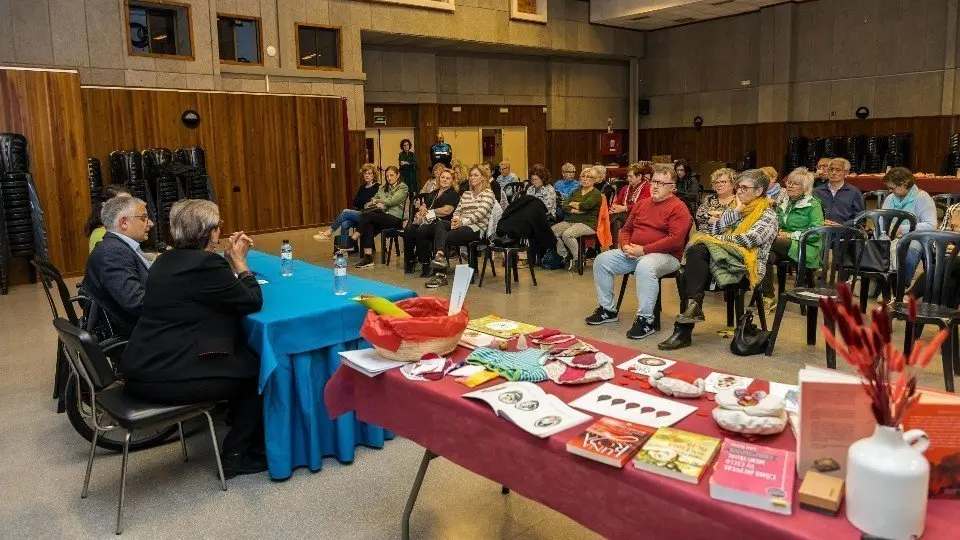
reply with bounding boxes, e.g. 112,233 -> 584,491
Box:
314,163 -> 381,250
694,168 -> 737,232
421,162 -> 444,194
353,165 -> 410,268
403,168 -> 461,277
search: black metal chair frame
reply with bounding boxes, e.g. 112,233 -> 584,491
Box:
890,230 -> 960,392
477,239 -> 538,294
575,233 -> 600,276
381,200 -> 414,266
765,225 -> 868,368
53,319 -> 226,534
850,209 -> 916,311
614,270 -> 678,331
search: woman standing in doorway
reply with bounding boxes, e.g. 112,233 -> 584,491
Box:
399,139 -> 418,194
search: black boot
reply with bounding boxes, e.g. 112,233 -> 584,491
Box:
658,323 -> 693,351
676,293 -> 705,324
420,263 -> 432,278
404,260 -> 416,274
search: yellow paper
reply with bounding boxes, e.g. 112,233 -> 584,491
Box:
458,369 -> 500,387
352,295 -> 411,318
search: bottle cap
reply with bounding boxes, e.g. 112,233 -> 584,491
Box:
282,239 -> 289,243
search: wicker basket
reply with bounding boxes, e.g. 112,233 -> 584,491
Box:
373,333 -> 464,362
360,297 -> 469,362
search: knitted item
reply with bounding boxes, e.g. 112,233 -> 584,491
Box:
466,347 -> 548,382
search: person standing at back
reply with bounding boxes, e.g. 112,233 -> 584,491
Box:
813,157 -> 863,224
398,138 -> 418,194
430,132 -> 452,168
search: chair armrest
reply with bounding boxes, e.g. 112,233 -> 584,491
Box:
100,338 -> 129,358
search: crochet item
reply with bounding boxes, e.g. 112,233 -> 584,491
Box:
551,352 -> 612,370
650,371 -> 705,398
712,389 -> 787,435
466,347 -> 548,382
544,360 -> 614,385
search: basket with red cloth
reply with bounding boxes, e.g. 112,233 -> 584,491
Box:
359,297 -> 469,361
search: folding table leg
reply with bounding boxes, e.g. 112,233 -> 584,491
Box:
402,449 -> 438,540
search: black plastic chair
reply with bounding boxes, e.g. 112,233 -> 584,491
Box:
614,270 -> 678,331
575,234 -> 601,275
478,239 -> 537,294
501,182 -> 522,205
381,200 -> 414,266
766,226 -> 868,368
53,319 -> 226,534
890,231 -> 960,392
849,209 -> 916,311
933,194 -> 960,221
862,189 -> 890,209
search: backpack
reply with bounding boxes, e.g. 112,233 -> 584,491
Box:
540,249 -> 565,270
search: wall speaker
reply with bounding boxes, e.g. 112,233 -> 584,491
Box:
639,99 -> 650,116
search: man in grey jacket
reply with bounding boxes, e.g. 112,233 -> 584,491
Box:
82,196 -> 154,337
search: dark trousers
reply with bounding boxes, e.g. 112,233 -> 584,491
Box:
910,259 -> 960,307
682,244 -> 713,299
434,221 -> 480,253
357,210 -> 402,250
761,237 -> 794,297
403,222 -> 439,265
125,376 -> 264,455
610,212 -> 628,248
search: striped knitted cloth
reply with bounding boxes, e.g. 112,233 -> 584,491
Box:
466,347 -> 548,382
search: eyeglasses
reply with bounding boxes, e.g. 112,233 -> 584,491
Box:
785,180 -> 802,187
712,179 -> 730,186
736,184 -> 760,192
131,214 -> 150,222
650,180 -> 675,187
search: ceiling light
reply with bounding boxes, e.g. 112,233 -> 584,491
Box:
153,34 -> 167,40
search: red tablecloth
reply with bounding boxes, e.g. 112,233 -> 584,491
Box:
846,175 -> 960,194
325,337 -> 957,539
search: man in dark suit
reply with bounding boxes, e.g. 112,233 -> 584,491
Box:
82,196 -> 154,337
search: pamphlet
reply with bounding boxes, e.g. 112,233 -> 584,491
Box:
617,354 -> 677,376
458,329 -> 497,350
710,439 -> 796,515
568,383 -> 697,429
632,427 -> 722,484
902,389 -> 960,498
467,315 -> 542,339
338,349 -> 406,377
703,372 -> 754,394
768,381 -> 800,413
463,381 -> 591,438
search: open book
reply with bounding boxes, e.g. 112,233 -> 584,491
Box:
463,382 -> 592,438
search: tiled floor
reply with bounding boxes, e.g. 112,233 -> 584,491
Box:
0,226 -> 951,538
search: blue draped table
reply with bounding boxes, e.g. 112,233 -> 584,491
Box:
242,251 -> 416,480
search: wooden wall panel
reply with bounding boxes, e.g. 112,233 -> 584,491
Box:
346,130 -> 367,199
363,104 -> 415,128
547,130 -> 630,178
82,88 -> 347,236
0,69 -> 89,278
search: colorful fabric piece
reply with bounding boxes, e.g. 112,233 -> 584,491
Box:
466,347 -> 548,382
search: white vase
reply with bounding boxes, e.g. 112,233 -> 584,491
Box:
846,424 -> 931,540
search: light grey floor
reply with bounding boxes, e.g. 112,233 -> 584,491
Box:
0,227 -> 951,539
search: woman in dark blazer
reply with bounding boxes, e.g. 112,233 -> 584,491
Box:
122,199 -> 266,478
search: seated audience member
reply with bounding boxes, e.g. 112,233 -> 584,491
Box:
422,162 -> 444,194
880,167 -> 938,283
814,157 -> 864,225
403,168 -> 460,277
470,160 -> 502,202
525,164 -> 557,221
761,166 -> 784,204
353,166 -> 410,269
814,157 -> 831,187
314,163 -> 381,250
908,201 -> 960,306
675,159 -> 701,215
425,165 -> 496,288
659,169 -> 779,351
586,164 -> 691,339
760,168 -> 824,312
610,163 -> 651,246
86,184 -> 132,253
549,167 -> 603,271
82,196 -> 154,337
452,161 -> 467,191
122,199 -> 266,478
554,162 -> 581,200
695,168 -> 737,232
495,160 -> 519,187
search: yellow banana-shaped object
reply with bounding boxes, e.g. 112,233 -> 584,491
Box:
352,295 -> 412,318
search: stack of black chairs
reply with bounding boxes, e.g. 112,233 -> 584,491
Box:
0,133 -> 49,294
845,135 -> 866,173
784,136 -> 807,173
142,148 -> 181,248
736,151 -> 756,172
863,136 -> 887,173
822,137 -> 846,160
108,150 -> 162,248
804,138 -> 825,170
173,147 -> 216,202
87,157 -> 103,209
883,133 -> 911,169
943,134 -> 960,175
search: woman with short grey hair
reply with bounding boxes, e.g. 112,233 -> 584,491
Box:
169,199 -> 222,250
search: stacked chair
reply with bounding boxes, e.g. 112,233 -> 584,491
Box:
0,133 -> 49,294
943,134 -> 960,175
863,136 -> 886,173
822,137 -> 846,160
174,147 -> 216,202
783,136 -> 807,173
87,157 -> 104,209
804,138 -> 825,170
109,150 -> 163,249
883,133 -> 911,169
845,135 -> 866,173
143,148 -> 182,247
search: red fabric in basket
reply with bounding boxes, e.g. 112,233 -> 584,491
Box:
359,297 -> 469,352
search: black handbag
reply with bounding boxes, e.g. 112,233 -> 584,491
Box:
730,310 -> 770,356
844,238 -> 890,273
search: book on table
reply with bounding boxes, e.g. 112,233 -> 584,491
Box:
458,329 -> 497,350
566,417 -> 655,468
463,381 -> 592,438
796,365 -> 875,479
467,315 -> 543,340
338,349 -> 406,377
709,439 -> 796,515
632,427 -> 722,484
902,388 -> 960,498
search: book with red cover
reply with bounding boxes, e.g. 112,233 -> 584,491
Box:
902,388 -> 960,498
566,417 -> 655,468
709,439 -> 796,515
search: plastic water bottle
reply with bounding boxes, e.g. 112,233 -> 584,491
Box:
280,239 -> 293,277
334,250 -> 348,296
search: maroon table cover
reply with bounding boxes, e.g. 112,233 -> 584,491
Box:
325,337 -> 958,539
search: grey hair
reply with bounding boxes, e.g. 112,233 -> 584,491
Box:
829,157 -> 851,171
169,199 -> 221,250
101,196 -> 146,230
592,165 -> 607,181
786,167 -> 816,195
738,169 -> 770,192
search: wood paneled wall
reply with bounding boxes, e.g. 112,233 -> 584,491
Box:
637,117 -> 958,174
82,88 -> 348,236
547,130 -> 630,178
0,69 -> 89,277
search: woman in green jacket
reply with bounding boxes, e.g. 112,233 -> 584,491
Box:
353,166 -> 410,268
761,167 -> 824,311
398,139 -> 418,194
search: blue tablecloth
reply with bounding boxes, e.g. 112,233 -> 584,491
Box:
242,251 -> 417,480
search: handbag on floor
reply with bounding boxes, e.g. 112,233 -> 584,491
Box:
540,249 -> 565,270
730,310 -> 770,356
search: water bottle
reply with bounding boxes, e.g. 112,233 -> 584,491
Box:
280,239 -> 293,277
334,250 -> 348,296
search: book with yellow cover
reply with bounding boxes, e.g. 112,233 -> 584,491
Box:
632,427 -> 722,484
467,315 -> 542,340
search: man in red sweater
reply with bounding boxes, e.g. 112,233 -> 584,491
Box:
585,164 -> 692,339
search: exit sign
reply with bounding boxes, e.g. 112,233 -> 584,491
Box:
373,115 -> 387,125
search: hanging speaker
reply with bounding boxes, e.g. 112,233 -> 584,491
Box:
639,99 -> 650,116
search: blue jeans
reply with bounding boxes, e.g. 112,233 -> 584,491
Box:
331,209 -> 360,247
902,240 -> 922,286
593,249 -> 681,319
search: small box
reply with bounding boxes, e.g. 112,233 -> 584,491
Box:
798,471 -> 844,516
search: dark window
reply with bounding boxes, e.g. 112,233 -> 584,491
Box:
128,1 -> 192,57
217,15 -> 261,64
297,24 -> 341,70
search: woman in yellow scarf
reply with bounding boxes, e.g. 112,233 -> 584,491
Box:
659,169 -> 780,351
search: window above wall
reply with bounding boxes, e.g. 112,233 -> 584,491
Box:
127,0 -> 194,59
217,14 -> 262,65
296,24 -> 342,71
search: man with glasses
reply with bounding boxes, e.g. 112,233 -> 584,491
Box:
659,169 -> 779,350
814,157 -> 831,188
586,164 -> 691,339
813,157 -> 863,225
82,196 -> 155,337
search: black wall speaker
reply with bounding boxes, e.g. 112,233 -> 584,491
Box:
639,99 -> 650,116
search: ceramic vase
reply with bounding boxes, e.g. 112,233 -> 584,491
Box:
845,424 -> 930,540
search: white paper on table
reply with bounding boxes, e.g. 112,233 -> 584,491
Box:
617,354 -> 677,376
702,372 -> 754,394
257,279 -> 269,285
449,364 -> 485,377
448,264 -> 474,315
338,349 -> 406,377
568,383 -> 696,429
768,381 -> 800,413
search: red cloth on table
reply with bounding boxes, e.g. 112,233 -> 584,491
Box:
325,337 -> 958,539
618,195 -> 692,260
